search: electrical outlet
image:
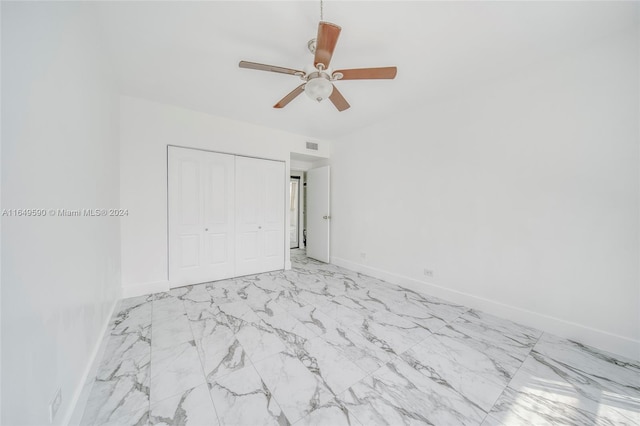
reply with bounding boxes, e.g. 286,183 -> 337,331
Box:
423,268 -> 434,278
49,388 -> 62,423
360,252 -> 367,260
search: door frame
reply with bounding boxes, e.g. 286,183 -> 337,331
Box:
166,144 -> 287,286
289,175 -> 302,249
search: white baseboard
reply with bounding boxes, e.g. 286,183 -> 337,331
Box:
122,280 -> 170,298
331,256 -> 640,361
64,297 -> 119,425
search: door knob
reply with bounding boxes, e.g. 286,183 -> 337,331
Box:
258,226 -> 262,229
323,215 -> 331,220
205,228 -> 208,231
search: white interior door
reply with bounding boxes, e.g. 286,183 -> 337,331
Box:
235,156 -> 285,276
168,146 -> 235,286
306,166 -> 330,262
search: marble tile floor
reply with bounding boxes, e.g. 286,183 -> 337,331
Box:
81,250 -> 640,426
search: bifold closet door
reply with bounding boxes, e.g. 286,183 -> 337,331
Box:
235,156 -> 285,276
168,147 -> 235,286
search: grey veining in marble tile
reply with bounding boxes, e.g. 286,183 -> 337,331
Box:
399,309 -> 542,413
286,304 -> 340,337
445,309 -> 542,360
118,295 -> 154,312
235,322 -> 288,363
251,297 -> 290,320
82,356 -> 150,426
150,340 -> 206,405
209,363 -> 290,426
252,352 -> 335,423
320,324 -> 394,373
149,383 -> 218,425
372,286 -> 469,325
401,335 -> 511,414
152,313 -> 194,349
111,297 -> 152,336
259,311 -> 319,346
206,279 -> 243,305
217,300 -> 262,325
295,399 -> 363,426
167,285 -> 191,299
363,309 -> 433,351
272,290 -> 309,311
338,358 -> 487,425
196,329 -> 248,383
533,333 -> 640,399
102,328 -> 151,369
152,294 -> 187,322
290,335 -> 369,397
314,300 -> 368,329
180,285 -> 217,304
184,302 -> 236,341
237,276 -> 284,308
369,292 -> 451,333
318,301 -> 430,357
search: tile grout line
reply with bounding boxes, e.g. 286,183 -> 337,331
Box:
148,295 -> 206,417
183,296 -> 225,426
230,314 -> 293,425
148,295 -> 153,423
477,330 -> 545,425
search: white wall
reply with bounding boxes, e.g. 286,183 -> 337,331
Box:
1,2 -> 120,425
330,27 -> 639,359
120,96 -> 329,296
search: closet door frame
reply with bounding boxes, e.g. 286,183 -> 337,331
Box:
167,145 -> 287,287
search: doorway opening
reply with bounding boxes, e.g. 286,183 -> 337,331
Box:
290,176 -> 301,249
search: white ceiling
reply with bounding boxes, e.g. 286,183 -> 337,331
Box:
96,1 -> 638,140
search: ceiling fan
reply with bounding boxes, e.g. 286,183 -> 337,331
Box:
239,21 -> 397,112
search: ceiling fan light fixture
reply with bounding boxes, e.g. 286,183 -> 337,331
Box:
304,76 -> 333,102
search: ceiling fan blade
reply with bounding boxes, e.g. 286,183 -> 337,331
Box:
239,61 -> 303,76
329,85 -> 350,112
274,84 -> 306,108
334,67 -> 397,80
314,22 -> 341,69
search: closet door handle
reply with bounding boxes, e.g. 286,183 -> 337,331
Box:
258,226 -> 262,229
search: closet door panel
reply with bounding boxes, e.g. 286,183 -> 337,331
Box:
180,235 -> 200,268
169,147 -> 235,286
235,156 -> 285,276
202,154 -> 235,272
171,155 -> 202,271
261,160 -> 286,268
180,160 -> 200,226
235,157 -> 262,272
206,234 -> 228,264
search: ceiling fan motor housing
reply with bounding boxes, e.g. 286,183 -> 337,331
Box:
304,71 -> 333,102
